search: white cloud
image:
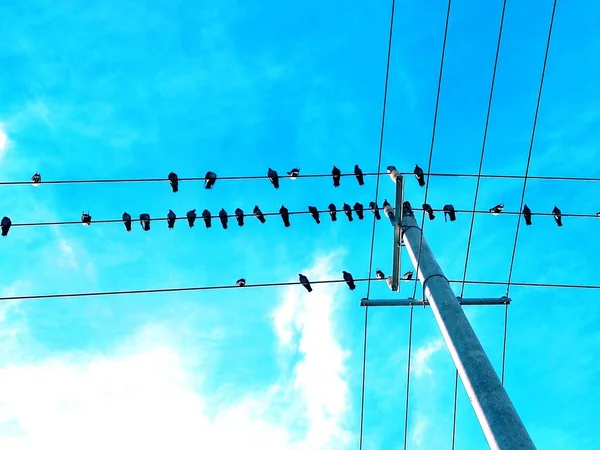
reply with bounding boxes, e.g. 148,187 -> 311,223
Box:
411,338 -> 445,378
0,125 -> 8,159
410,412 -> 430,447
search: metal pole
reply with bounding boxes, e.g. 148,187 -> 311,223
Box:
400,201 -> 536,450
391,174 -> 405,291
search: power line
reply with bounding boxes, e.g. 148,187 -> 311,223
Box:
402,305 -> 414,450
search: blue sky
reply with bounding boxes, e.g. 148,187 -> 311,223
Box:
1,0 -> 599,448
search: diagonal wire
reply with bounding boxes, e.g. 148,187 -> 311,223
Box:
450,370 -> 459,450
402,305 -> 414,450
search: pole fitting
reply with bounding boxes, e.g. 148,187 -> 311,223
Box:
421,273 -> 449,289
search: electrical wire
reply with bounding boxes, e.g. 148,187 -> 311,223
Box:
402,305 -> 414,450
450,370 -> 459,450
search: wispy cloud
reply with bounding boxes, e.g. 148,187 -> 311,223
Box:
410,412 -> 431,448
411,338 -> 445,378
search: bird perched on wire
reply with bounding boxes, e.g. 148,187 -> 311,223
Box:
414,164 -> 425,187
268,168 -> 279,189
168,172 -> 179,193
489,203 -> 504,215
299,274 -> 312,292
140,213 -> 151,231
552,206 -> 563,227
167,210 -> 177,229
287,168 -> 299,180
376,269 -> 385,279
342,271 -> 356,290
1,217 -> 11,237
280,205 -> 290,227
387,165 -> 401,183
522,205 -> 532,226
369,201 -> 381,220
186,209 -> 197,228
402,270 -> 414,280
235,208 -> 244,226
202,209 -> 212,228
354,165 -> 364,186
31,173 -> 42,186
81,212 -> 92,226
423,203 -> 435,220
236,278 -> 246,287
219,209 -> 228,229
343,203 -> 353,221
443,204 -> 456,222
354,202 -> 364,220
308,206 -> 320,224
332,166 -> 341,187
204,171 -> 217,189
329,203 -> 337,221
253,206 -> 266,223
122,212 -> 132,231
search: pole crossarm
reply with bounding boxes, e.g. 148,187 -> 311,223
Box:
360,297 -> 510,307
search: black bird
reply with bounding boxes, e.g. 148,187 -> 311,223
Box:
414,164 -> 425,187
369,201 -> 381,220
235,208 -> 244,226
186,209 -> 197,228
236,278 -> 246,287
329,203 -> 337,221
552,206 -> 563,227
596,212 -> 600,218
253,206 -> 266,223
308,206 -> 320,224
342,271 -> 356,290
204,171 -> 217,189
382,199 -> 394,221
81,212 -> 92,226
288,168 -> 300,180
168,172 -> 179,193
523,205 -> 532,226
140,213 -> 151,231
343,203 -> 353,221
354,202 -> 364,220
122,212 -> 132,231
489,203 -> 504,215
31,172 -> 42,186
402,270 -> 414,280
167,210 -> 177,229
299,274 -> 312,292
423,203 -> 435,220
332,166 -> 341,187
202,209 -> 212,228
280,205 -> 290,227
443,204 -> 456,222
354,165 -> 364,186
376,269 -> 385,280
387,165 -> 400,182
1,216 -> 11,237
268,168 -> 279,189
219,209 -> 228,229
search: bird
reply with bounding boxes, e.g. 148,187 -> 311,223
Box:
552,206 -> 563,227
387,165 -> 400,182
186,209 -> 197,228
596,212 -> 600,218
167,210 -> 176,229
1,216 -> 11,237
414,164 -> 425,187
423,203 -> 435,220
369,201 -> 381,220
308,206 -> 320,224
168,172 -> 179,193
202,209 -> 212,228
219,209 -> 228,229
236,278 -> 246,287
443,204 -> 456,222
31,173 -> 42,187
122,212 -> 132,232
402,270 -> 414,280
522,205 -> 532,226
287,168 -> 300,179
280,205 -> 290,227
299,274 -> 312,292
235,208 -> 244,226
81,212 -> 92,226
382,199 -> 394,220
332,166 -> 341,187
253,206 -> 266,223
139,213 -> 151,231
204,171 -> 217,189
354,202 -> 364,220
343,203 -> 353,221
385,276 -> 394,290
489,203 -> 504,215
376,269 -> 385,279
354,165 -> 364,186
268,168 -> 279,189
329,203 -> 337,221
342,271 -> 356,290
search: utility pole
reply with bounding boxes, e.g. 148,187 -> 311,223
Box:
399,199 -> 536,450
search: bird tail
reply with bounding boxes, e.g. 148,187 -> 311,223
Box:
259,216 -> 266,223
374,211 -> 381,220
223,223 -> 228,229
349,283 -> 356,290
419,179 -> 425,187
348,216 -> 353,222
307,286 -> 313,292
358,179 -> 364,186
316,218 -> 320,224
334,181 -> 340,187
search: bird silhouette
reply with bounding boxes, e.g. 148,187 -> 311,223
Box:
204,171 -> 217,189
523,205 -> 532,226
139,213 -> 151,231
168,172 -> 179,193
423,203 -> 435,220
219,209 -> 228,229
402,270 -> 414,280
329,203 -> 337,221
236,278 -> 246,287
280,205 -> 290,227
308,206 -> 320,224
268,168 -> 280,189
369,201 -> 381,220
253,206 -> 266,223
287,168 -> 299,179
376,269 -> 385,279
1,217 -> 11,237
299,274 -> 312,292
235,208 -> 244,226
343,203 -> 353,221
186,209 -> 197,228
81,212 -> 92,226
354,202 -> 364,220
342,271 -> 356,290
489,203 -> 504,215
354,165 -> 364,186
167,210 -> 176,229
332,166 -> 341,187
443,204 -> 456,222
552,206 -> 563,227
31,173 -> 42,186
122,212 -> 132,231
414,164 -> 425,187
202,209 -> 212,228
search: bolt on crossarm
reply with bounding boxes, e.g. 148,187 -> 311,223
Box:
400,200 -> 536,450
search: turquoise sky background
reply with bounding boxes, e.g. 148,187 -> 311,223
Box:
1,0 -> 599,448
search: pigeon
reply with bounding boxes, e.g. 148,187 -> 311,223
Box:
253,206 -> 266,223
186,209 -> 197,228
219,209 -> 228,229
280,205 -> 290,227
299,274 -> 312,292
522,205 -> 532,226
308,206 -> 320,224
204,171 -> 217,189
167,210 -> 176,229
552,206 -> 562,227
354,202 -> 364,220
168,172 -> 179,193
122,212 -> 132,231
236,278 -> 246,287
343,203 -> 353,221
31,172 -> 42,186
1,216 -> 11,237
423,203 -> 435,220
385,276 -> 394,290
354,165 -> 364,186
489,203 -> 504,215
332,166 -> 341,187
268,168 -> 279,189
235,208 -> 244,226
81,212 -> 92,226
342,271 -> 356,290
414,164 -> 425,187
287,168 -> 300,179
383,199 -> 394,220
387,165 -> 400,182
376,269 -> 385,280
443,204 -> 456,222
369,201 -> 381,220
329,203 -> 337,221
402,270 -> 414,280
140,213 -> 151,231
